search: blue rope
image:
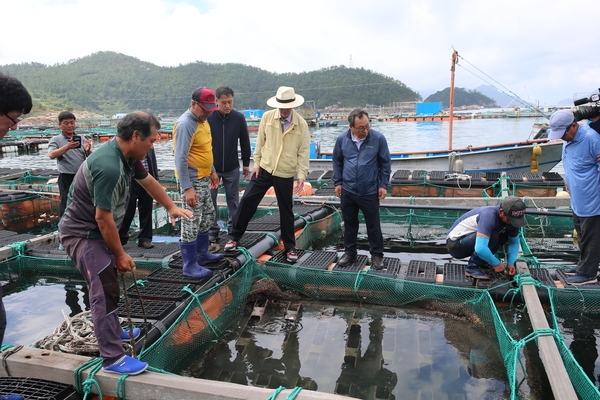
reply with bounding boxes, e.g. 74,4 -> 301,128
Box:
266,386 -> 285,400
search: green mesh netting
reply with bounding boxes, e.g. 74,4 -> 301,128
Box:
3,201 -> 600,400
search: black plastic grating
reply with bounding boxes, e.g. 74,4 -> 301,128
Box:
249,213 -> 282,224
369,257 -> 402,277
469,172 -> 485,180
429,171 -> 446,181
391,169 -> 411,181
306,170 -> 325,180
475,272 -> 510,289
507,172 -> 524,182
410,170 -> 427,181
299,250 -> 338,269
238,232 -> 267,249
524,172 -> 544,183
121,241 -> 181,259
314,187 -> 336,196
442,263 -> 474,286
530,268 -> 556,287
321,170 -> 333,179
126,282 -> 195,301
246,222 -> 281,231
118,298 -> 176,320
333,254 -> 368,272
147,267 -> 212,284
0,230 -> 18,238
0,377 -> 74,400
556,269 -> 600,288
543,171 -> 563,181
268,249 -> 307,265
401,260 -> 436,283
485,172 -> 501,181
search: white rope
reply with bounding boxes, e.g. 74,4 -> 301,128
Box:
32,310 -> 133,355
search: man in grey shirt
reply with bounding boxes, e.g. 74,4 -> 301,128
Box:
48,111 -> 93,218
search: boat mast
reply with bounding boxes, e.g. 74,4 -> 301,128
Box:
448,50 -> 458,150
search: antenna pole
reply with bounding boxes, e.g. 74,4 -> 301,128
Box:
448,50 -> 458,150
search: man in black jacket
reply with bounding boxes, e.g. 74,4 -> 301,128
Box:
207,86 -> 251,242
119,149 -> 159,248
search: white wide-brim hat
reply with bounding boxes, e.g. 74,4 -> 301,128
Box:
266,86 -> 305,108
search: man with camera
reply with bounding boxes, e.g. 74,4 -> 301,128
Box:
548,109 -> 600,285
48,111 -> 93,221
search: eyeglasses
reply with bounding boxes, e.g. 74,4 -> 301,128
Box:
353,123 -> 370,132
4,114 -> 23,126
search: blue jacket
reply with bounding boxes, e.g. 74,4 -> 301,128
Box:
332,129 -> 391,195
208,109 -> 251,173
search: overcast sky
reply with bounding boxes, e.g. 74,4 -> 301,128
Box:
2,0 -> 599,106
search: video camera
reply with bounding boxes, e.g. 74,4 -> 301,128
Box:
573,89 -> 600,121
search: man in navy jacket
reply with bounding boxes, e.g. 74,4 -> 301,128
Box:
333,108 -> 391,270
207,86 -> 251,242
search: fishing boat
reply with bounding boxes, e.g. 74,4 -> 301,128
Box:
317,119 -> 339,127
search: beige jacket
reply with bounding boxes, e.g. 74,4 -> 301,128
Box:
253,109 -> 310,179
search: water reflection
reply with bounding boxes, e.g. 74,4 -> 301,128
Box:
184,300 -> 509,398
560,315 -> 600,386
334,314 -> 397,399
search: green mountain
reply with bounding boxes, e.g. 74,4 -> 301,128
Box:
424,87 -> 497,108
0,51 -> 421,116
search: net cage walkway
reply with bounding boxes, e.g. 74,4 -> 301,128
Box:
0,200 -> 597,399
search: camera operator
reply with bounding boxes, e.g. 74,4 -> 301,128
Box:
588,115 -> 600,134
573,92 -> 600,134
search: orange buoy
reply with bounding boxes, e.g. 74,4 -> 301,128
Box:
169,285 -> 233,345
266,182 -> 313,196
295,182 -> 313,196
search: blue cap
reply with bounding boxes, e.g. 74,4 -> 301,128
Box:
548,110 -> 575,140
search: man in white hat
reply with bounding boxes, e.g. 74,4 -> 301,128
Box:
224,86 -> 310,263
548,109 -> 600,285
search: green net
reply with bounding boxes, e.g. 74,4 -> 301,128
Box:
4,201 -> 600,399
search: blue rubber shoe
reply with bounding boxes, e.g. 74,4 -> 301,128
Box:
465,267 -> 490,280
566,274 -> 597,286
563,266 -> 578,275
102,355 -> 148,375
120,327 -> 141,341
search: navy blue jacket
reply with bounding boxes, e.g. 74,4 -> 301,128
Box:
208,109 -> 251,173
332,129 -> 391,195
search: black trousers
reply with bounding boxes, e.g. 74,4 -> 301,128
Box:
58,173 -> 76,217
231,168 -> 295,251
573,213 -> 600,277
119,180 -> 154,243
341,191 -> 384,256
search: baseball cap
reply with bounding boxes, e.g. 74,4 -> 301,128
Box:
191,88 -> 218,112
548,110 -> 575,140
500,196 -> 526,227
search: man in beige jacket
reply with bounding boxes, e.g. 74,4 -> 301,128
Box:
224,86 -> 310,262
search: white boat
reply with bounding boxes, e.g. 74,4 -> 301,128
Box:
310,138 -> 561,174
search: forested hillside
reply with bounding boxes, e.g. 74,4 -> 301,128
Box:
0,52 -> 421,116
425,87 -> 497,108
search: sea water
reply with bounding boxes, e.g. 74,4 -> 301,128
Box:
0,117 -> 562,174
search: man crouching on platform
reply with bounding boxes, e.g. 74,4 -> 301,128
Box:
59,111 -> 192,375
446,196 -> 525,280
